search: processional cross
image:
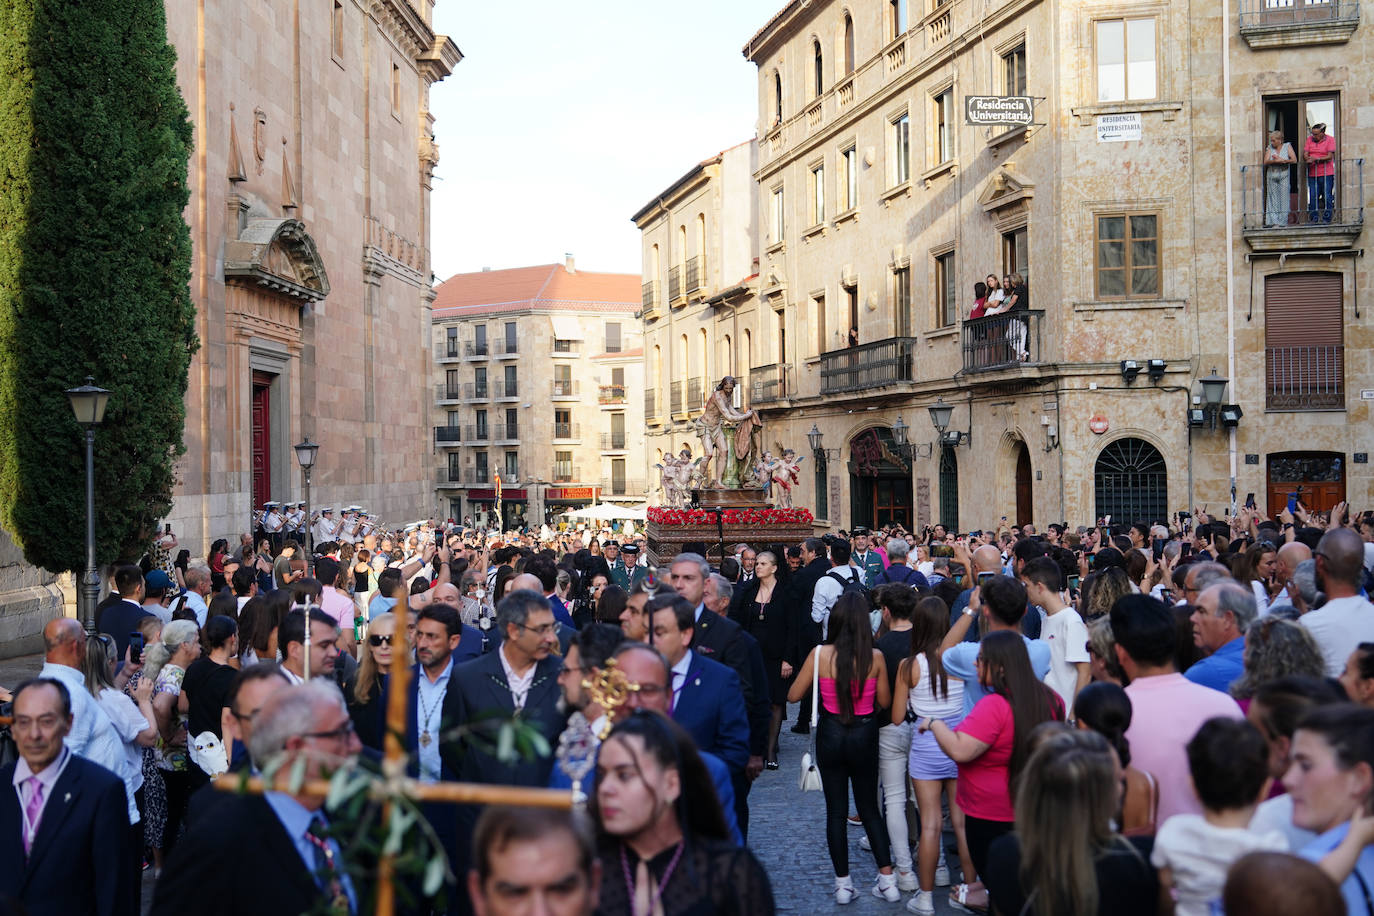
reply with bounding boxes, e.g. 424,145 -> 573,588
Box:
216,585 -> 574,915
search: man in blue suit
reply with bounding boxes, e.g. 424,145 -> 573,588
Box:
648,594 -> 751,776
0,677 -> 133,916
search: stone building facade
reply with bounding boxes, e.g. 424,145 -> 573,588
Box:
163,0 -> 461,547
431,260 -> 646,530
638,0 -> 1371,531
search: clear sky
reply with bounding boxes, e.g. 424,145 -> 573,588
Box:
427,0 -> 776,281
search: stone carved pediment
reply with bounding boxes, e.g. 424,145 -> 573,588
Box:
224,218 -> 329,302
978,166 -> 1035,214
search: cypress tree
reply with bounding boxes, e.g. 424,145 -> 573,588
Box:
0,0 -> 196,571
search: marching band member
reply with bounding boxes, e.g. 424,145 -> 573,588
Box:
262,501 -> 285,553
314,506 -> 339,546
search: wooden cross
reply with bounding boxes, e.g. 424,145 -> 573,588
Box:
216,584 -> 573,916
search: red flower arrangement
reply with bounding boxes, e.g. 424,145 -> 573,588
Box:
648,507 -> 814,526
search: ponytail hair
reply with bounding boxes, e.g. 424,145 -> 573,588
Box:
1074,681 -> 1133,768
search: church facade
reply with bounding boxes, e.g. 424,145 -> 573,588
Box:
164,0 -> 461,545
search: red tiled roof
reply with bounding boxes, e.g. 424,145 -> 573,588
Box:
433,263 -> 641,317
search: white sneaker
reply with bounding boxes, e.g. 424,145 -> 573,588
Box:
859,833 -> 872,851
896,867 -> 918,892
906,889 -> 936,915
873,873 -> 901,902
934,864 -> 951,887
835,876 -> 857,905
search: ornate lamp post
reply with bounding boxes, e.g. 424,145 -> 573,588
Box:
294,437 -> 319,573
66,377 -> 111,635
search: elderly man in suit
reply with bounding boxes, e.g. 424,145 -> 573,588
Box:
648,594 -> 751,779
0,677 -> 133,916
152,681 -> 365,916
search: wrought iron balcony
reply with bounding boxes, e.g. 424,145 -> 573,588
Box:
553,422 -> 581,439
600,432 -> 628,451
961,311 -> 1044,373
642,281 -> 657,311
820,337 -> 918,394
687,376 -> 704,410
435,341 -> 462,362
599,384 -> 627,404
464,425 -> 490,442
668,265 -> 682,302
686,256 -> 703,294
464,340 -> 489,358
1267,345 -> 1343,410
434,426 -> 462,444
493,338 -> 519,357
551,465 -> 580,484
670,380 -> 684,415
749,363 -> 789,404
492,423 -> 519,441
1238,0 -> 1359,47
552,380 -> 579,398
645,389 -> 660,421
435,383 -> 463,402
465,382 -> 490,401
1240,158 -> 1363,249
610,478 -> 645,496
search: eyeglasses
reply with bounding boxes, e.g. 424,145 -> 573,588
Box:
517,622 -> 557,636
368,634 -> 393,646
630,683 -> 668,698
302,719 -> 355,742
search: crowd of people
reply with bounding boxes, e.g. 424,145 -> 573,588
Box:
4,501 -> 1374,915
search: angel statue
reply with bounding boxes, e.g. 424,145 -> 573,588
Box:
654,447 -> 698,507
693,375 -> 763,488
765,447 -> 804,508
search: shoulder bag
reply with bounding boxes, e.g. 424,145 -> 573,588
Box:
798,646 -> 823,791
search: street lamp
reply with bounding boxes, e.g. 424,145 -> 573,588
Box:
1199,368 -> 1229,408
927,398 -> 954,435
66,377 -> 110,635
294,437 -> 319,571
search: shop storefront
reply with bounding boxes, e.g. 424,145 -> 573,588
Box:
465,488 -> 528,531
543,486 -> 601,526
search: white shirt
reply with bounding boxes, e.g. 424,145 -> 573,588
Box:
95,686 -> 148,816
498,645 -> 537,711
38,662 -> 135,824
184,591 -> 208,628
416,656 -> 453,782
1299,594 -> 1374,676
1041,606 -> 1090,716
811,565 -> 860,640
1151,814 -> 1287,916
281,665 -> 305,686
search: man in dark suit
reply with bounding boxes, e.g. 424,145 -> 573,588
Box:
789,537 -> 831,733
648,594 -> 750,777
152,681 -> 367,916
522,554 -> 575,629
0,677 -> 132,916
97,564 -> 152,661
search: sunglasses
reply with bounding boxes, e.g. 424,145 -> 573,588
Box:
368,634 -> 393,646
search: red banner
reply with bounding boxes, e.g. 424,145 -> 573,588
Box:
546,487 -> 599,500
467,489 -> 526,500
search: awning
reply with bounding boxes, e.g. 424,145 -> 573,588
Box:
550,315 -> 584,340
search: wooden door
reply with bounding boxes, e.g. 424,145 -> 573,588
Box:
1015,444 -> 1032,527
251,375 -> 272,507
1266,451 -> 1346,519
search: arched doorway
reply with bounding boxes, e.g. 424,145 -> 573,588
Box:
1094,438 -> 1168,524
848,427 -> 912,529
1266,452 -> 1345,518
938,444 -> 959,531
1014,443 -> 1032,526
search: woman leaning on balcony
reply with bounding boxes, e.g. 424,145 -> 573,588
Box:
1264,129 -> 1297,227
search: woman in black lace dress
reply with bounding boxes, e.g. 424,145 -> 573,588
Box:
593,711 -> 775,916
728,550 -> 796,768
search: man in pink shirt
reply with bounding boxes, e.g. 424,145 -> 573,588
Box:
313,556 -> 358,653
1111,594 -> 1243,824
1304,122 -> 1336,223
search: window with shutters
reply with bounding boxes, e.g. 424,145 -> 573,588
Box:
1265,272 -> 1344,410
1095,212 -> 1159,299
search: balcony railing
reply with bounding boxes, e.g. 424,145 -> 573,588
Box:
465,382 -> 490,400
551,465 -> 581,484
494,380 -> 518,399
668,264 -> 682,302
494,338 -> 519,356
1238,0 -> 1359,44
464,340 -> 489,358
552,380 -> 579,398
437,467 -> 463,486
642,281 -> 657,311
465,425 -> 490,441
750,363 -> 789,404
1240,158 -> 1364,230
493,423 -> 519,441
820,338 -> 918,394
670,380 -> 684,415
600,432 -> 628,450
598,384 -> 627,404
645,389 -> 659,420
553,422 -> 581,439
435,341 -> 461,362
500,465 -> 519,480
609,478 -> 645,497
687,376 -> 704,410
961,311 -> 1044,373
435,383 -> 463,402
434,426 -> 462,444
1267,345 -> 1344,410
473,468 -> 490,484
685,256 -> 702,294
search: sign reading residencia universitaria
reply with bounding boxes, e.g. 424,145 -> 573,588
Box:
964,95 -> 1034,126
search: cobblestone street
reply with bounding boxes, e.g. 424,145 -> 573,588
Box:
747,704 -> 965,914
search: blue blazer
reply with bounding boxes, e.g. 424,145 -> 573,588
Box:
0,754 -> 133,916
671,652 -> 751,773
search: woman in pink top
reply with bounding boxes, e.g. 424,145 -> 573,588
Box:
789,593 -> 896,904
919,630 -> 1063,911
